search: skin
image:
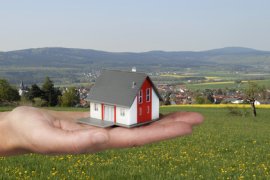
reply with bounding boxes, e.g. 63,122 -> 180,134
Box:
0,106 -> 203,156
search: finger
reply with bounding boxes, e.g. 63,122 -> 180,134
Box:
32,128 -> 109,154
106,121 -> 192,149
155,112 -> 204,126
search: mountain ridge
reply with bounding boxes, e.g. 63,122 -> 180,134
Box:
1,46 -> 268,54
0,47 -> 270,84
1,46 -> 269,67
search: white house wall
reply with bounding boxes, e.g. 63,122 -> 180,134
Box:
128,97 -> 138,125
116,107 -> 128,125
90,102 -> 102,119
115,97 -> 137,126
152,89 -> 159,119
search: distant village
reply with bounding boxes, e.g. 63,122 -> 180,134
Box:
17,68 -> 270,107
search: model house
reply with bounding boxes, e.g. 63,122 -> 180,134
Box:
78,69 -> 162,128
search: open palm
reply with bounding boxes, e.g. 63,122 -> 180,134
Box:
2,106 -> 203,156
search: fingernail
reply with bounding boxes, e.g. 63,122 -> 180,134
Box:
92,133 -> 108,144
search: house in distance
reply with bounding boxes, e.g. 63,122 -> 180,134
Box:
78,69 -> 163,128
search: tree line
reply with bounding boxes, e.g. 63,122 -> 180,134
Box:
0,77 -> 80,107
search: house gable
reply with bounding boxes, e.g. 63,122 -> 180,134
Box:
137,78 -> 152,123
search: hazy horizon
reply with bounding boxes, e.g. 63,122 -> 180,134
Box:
0,46 -> 268,53
1,0 -> 270,52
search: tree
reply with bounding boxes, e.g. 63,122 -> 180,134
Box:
41,77 -> 61,106
206,94 -> 214,103
202,89 -> 214,103
27,84 -> 43,100
244,82 -> 266,117
216,88 -> 224,95
195,96 -> 205,104
60,87 -> 80,107
0,79 -> 20,102
163,91 -> 171,105
234,80 -> 242,88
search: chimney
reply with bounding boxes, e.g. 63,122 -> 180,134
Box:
132,67 -> 136,72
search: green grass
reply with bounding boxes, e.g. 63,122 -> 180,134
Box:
0,106 -> 270,179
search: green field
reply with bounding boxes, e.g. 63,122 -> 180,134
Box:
0,106 -> 270,179
186,79 -> 270,90
154,71 -> 270,90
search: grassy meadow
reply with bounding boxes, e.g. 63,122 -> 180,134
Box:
0,106 -> 270,179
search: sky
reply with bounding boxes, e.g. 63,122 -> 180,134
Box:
1,0 -> 270,52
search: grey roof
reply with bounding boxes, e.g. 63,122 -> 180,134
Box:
87,69 -> 162,107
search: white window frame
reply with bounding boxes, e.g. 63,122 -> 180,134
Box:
138,90 -> 143,104
120,108 -> 125,117
146,88 -> 150,102
94,103 -> 98,111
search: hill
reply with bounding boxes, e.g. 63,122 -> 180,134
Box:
1,47 -> 270,66
0,47 -> 270,84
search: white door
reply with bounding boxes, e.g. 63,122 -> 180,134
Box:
104,105 -> 114,122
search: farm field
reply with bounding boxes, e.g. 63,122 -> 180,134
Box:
186,79 -> 270,90
0,106 -> 270,179
155,71 -> 270,90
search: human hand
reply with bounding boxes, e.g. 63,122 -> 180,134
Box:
0,106 -> 203,156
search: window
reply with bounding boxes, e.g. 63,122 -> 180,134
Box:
94,103 -> 98,111
120,108 -> 125,116
138,90 -> 143,104
146,88 -> 150,102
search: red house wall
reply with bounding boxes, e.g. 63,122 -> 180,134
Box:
137,78 -> 152,123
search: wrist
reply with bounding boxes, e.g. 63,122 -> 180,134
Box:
0,112 -> 10,155
0,112 -> 21,156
